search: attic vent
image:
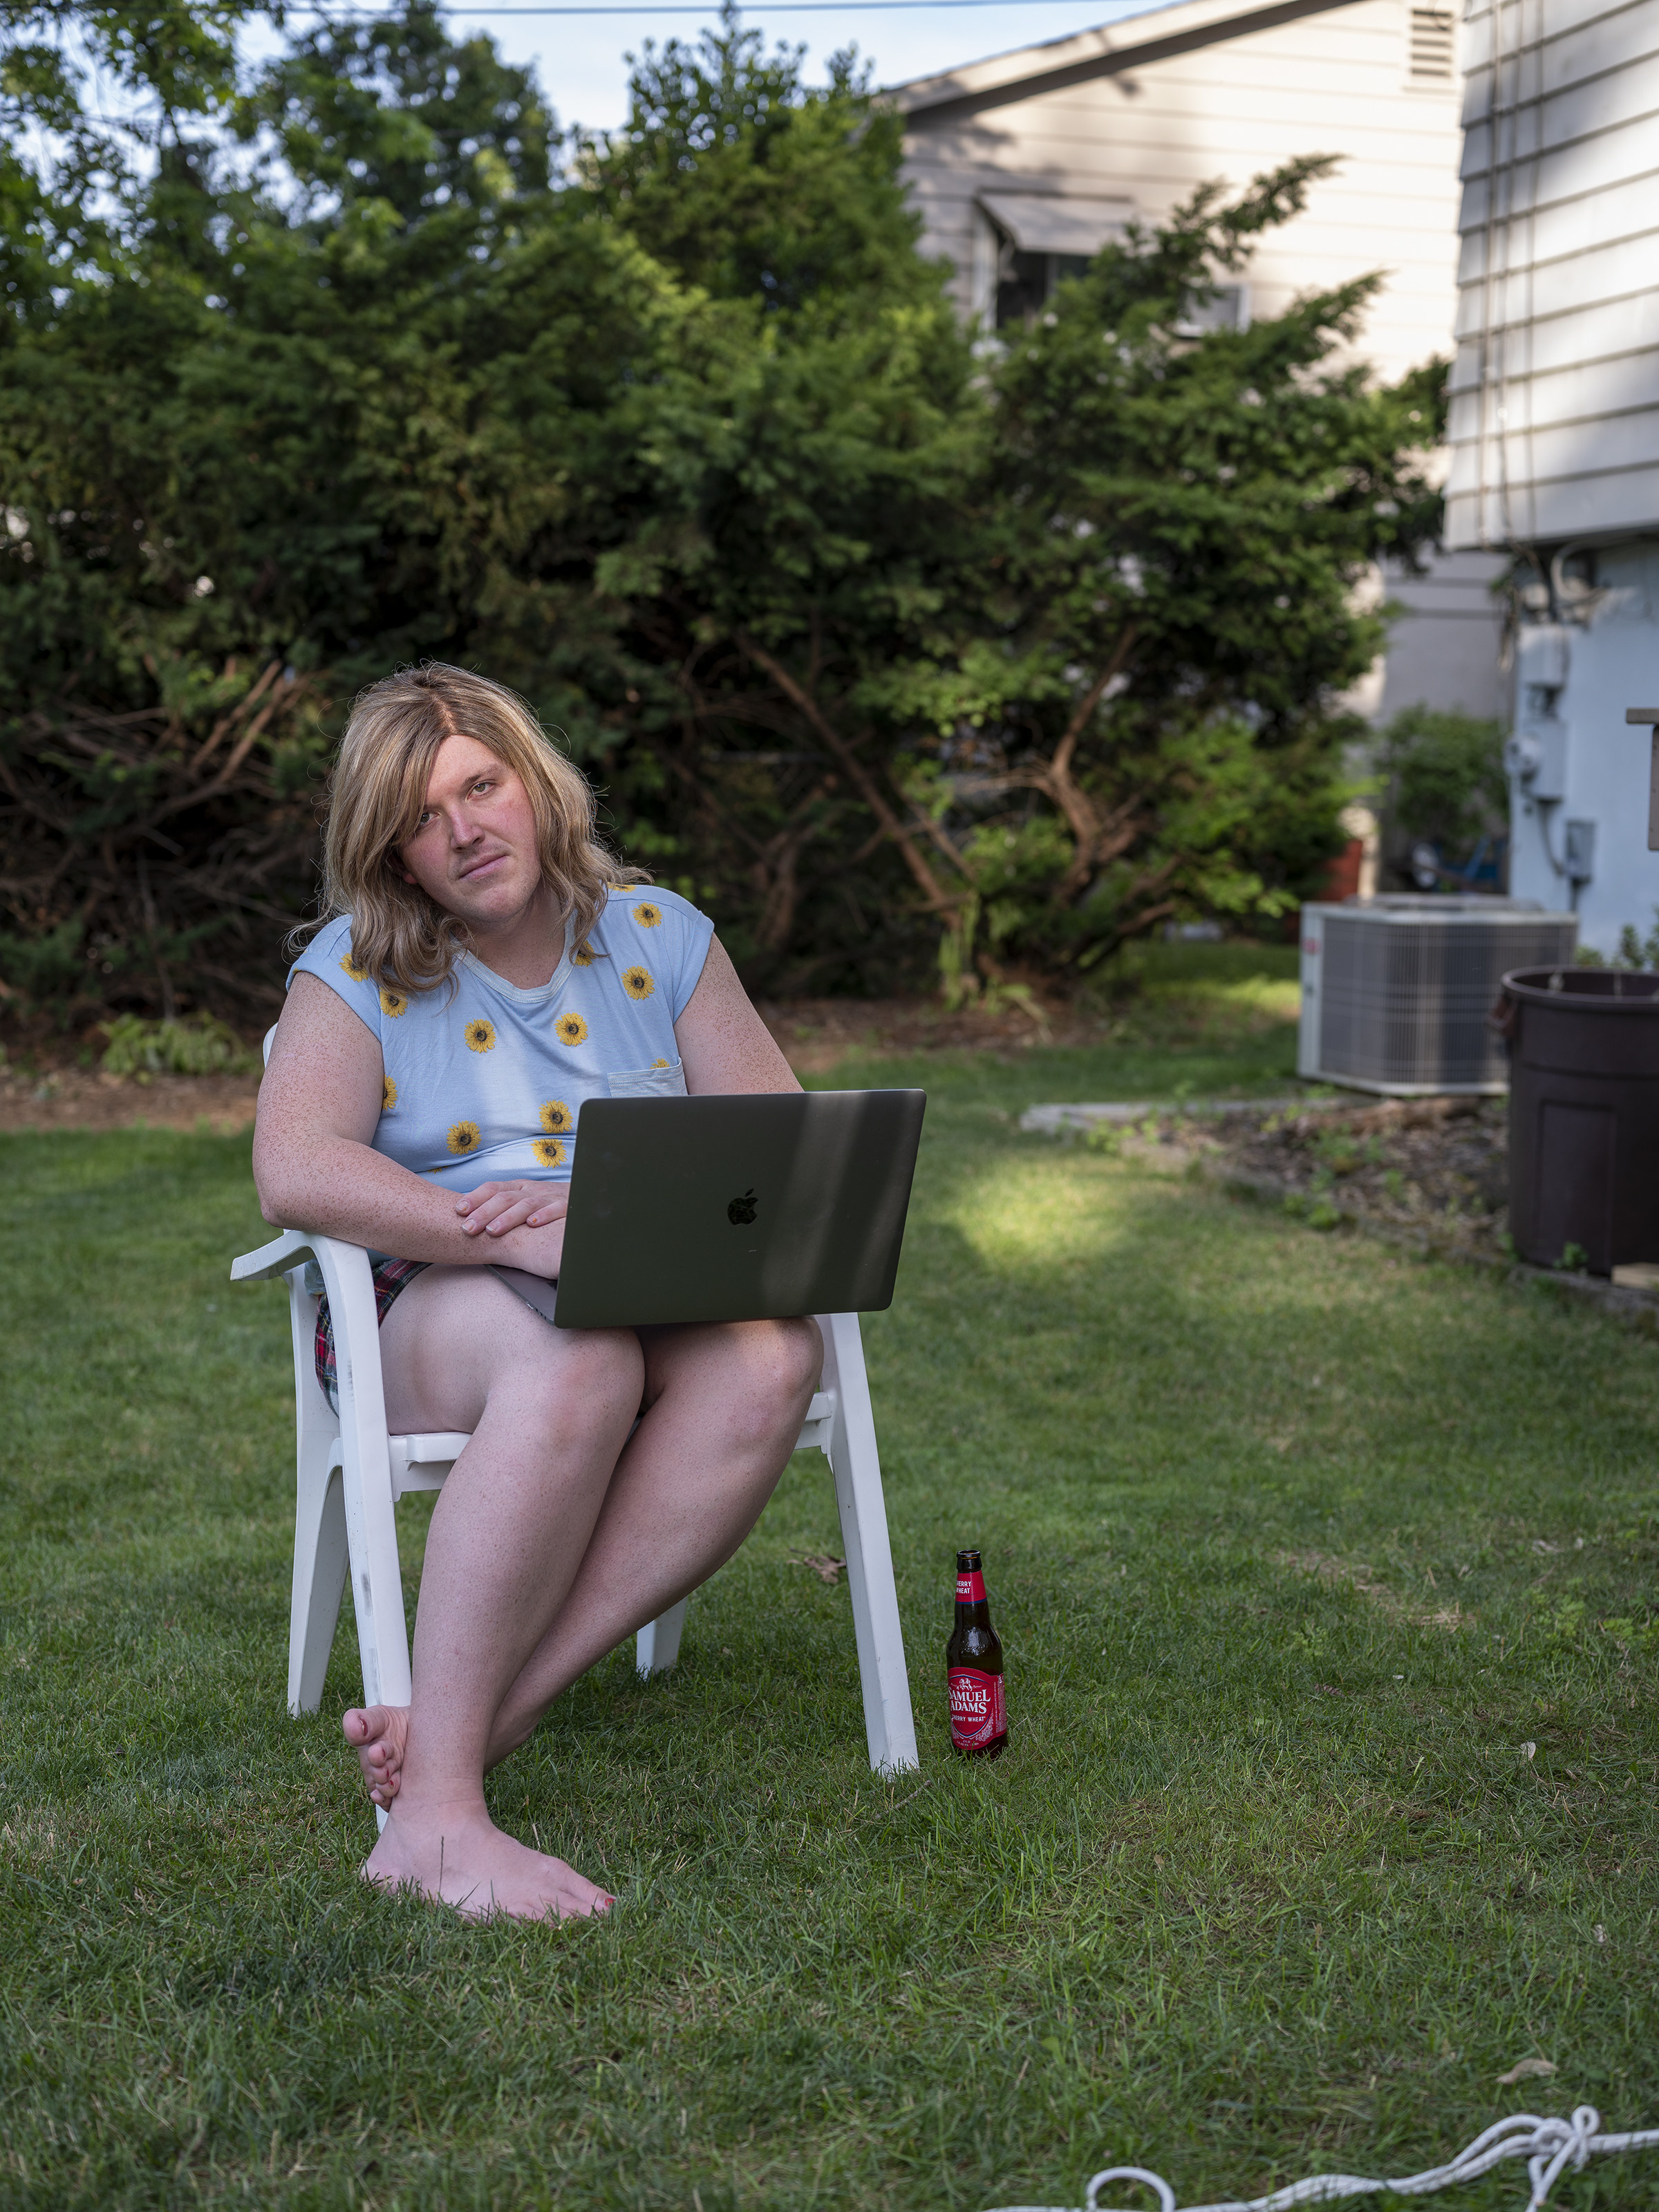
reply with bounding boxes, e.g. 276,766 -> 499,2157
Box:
1409,8 -> 1454,77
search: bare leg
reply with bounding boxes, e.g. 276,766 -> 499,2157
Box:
346,1309 -> 822,1803
350,1266 -> 643,1918
487,1313 -> 823,1756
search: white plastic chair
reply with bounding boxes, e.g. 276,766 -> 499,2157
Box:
229,1223 -> 920,1793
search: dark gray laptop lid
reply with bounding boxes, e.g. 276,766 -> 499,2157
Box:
547,1089 -> 925,1329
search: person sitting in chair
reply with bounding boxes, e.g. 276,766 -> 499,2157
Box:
253,664 -> 822,1921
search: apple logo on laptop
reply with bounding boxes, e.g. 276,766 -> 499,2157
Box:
727,1188 -> 758,1226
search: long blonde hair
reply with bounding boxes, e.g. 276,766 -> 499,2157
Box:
315,664 -> 646,993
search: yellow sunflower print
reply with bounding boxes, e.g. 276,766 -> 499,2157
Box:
340,952 -> 370,984
382,1076 -> 398,1113
555,1012 -> 589,1047
571,944 -> 595,968
651,1058 -> 670,1069
380,987 -> 408,1019
632,901 -> 663,929
464,1016 -> 497,1053
622,965 -> 655,1001
539,1099 -> 574,1134
532,1137 -> 568,1169
447,1119 -> 482,1156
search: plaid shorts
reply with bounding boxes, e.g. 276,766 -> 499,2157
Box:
314,1257 -> 430,1414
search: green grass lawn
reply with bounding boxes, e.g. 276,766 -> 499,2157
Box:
3,1006 -> 1658,2211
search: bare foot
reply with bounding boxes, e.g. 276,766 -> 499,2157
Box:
364,1799 -> 615,1920
343,1705 -> 408,1809
343,1705 -> 529,1806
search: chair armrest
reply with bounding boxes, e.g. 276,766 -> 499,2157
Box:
230,1228 -> 374,1286
231,1229 -> 321,1283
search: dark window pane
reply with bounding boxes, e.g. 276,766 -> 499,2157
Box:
995,250 -> 1049,328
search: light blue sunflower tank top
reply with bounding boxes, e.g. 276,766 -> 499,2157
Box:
286,888 -> 714,1194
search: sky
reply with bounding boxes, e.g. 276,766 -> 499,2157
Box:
279,0 -> 1161,136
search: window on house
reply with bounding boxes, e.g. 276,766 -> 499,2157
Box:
977,192 -> 1133,329
1174,285 -> 1250,335
994,250 -> 1093,328
1409,8 -> 1455,77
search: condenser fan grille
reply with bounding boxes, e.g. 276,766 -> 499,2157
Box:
1300,903 -> 1578,1095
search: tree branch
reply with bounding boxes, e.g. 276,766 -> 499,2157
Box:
737,634 -> 962,914
1051,624 -> 1137,785
1028,625 -> 1140,899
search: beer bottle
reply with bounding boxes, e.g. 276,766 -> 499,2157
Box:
947,1548 -> 1007,1758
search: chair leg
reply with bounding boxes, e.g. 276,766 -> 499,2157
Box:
637,1597 -> 690,1677
337,1405 -> 411,1841
821,1313 -> 919,1774
321,1244 -> 415,1784
338,1451 -> 413,1717
288,1441 -> 349,1716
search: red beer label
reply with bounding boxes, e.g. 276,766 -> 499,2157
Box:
955,1568 -> 988,1603
948,1666 -> 1006,1750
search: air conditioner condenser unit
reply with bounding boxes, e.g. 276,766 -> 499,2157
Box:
1298,897 -> 1578,1095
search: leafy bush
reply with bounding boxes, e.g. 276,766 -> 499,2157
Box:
1577,910 -> 1659,969
1376,705 -> 1507,859
0,684 -> 332,1027
1615,914 -> 1659,971
100,1013 -> 259,1078
0,3 -> 1445,1017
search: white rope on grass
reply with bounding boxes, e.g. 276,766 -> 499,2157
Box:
986,2106 -> 1659,2212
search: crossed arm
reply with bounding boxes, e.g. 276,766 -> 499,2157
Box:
252,936 -> 800,1278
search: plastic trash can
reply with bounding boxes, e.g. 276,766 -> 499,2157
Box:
1494,966 -> 1659,1275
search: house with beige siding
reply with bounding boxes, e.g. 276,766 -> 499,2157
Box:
891,0 -> 1508,732
1444,0 -> 1659,950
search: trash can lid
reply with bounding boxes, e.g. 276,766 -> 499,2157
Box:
1501,966 -> 1659,1010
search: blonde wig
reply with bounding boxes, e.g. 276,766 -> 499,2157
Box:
315,664 -> 646,994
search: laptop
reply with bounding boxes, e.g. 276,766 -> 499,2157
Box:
489,1089 -> 925,1329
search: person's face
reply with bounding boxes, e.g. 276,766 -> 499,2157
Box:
397,733 -> 543,932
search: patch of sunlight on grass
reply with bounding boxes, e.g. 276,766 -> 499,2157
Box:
940,1147 -> 1138,1268
1141,972 -> 1302,1027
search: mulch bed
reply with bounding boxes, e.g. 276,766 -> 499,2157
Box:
1069,1093 -> 1516,1264
0,1063 -> 264,1135
1213,1094 -> 1514,1262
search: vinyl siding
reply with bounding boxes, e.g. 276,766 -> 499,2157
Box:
1444,0 -> 1659,547
897,0 -> 1465,383
894,0 -> 1508,720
